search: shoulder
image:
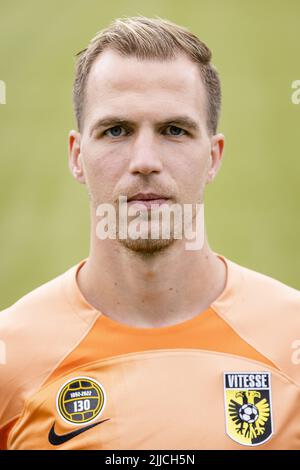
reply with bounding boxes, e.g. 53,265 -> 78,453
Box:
0,267 -> 76,361
237,260 -> 300,325
0,264 -> 80,428
241,261 -> 300,302
219,257 -> 300,385
0,270 -> 67,329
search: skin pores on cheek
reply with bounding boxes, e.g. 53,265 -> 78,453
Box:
81,136 -> 130,208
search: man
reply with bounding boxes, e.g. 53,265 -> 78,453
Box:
0,16 -> 299,450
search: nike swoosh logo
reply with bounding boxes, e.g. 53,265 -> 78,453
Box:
48,418 -> 110,445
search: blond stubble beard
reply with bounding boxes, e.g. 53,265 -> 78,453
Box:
117,233 -> 176,255
90,194 -> 202,256
115,206 -> 181,255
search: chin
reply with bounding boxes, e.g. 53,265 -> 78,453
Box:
117,236 -> 176,255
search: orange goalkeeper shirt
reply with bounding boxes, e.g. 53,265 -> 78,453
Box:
0,255 -> 299,449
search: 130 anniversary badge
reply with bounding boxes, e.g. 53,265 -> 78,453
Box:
56,377 -> 106,425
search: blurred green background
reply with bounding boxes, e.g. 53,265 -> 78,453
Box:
1,0 -> 299,309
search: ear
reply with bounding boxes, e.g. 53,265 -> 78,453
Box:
206,133 -> 225,184
68,130 -> 85,184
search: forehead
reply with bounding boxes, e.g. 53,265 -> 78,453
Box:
84,49 -> 207,125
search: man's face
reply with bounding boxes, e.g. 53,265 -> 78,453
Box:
69,49 -> 224,253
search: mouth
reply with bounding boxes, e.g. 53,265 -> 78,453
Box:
127,193 -> 170,208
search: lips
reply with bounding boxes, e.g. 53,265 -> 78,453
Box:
127,193 -> 169,208
128,192 -> 168,201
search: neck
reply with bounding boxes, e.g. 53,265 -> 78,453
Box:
77,232 -> 226,328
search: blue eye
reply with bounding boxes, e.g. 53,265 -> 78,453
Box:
103,124 -> 185,138
165,125 -> 185,136
105,126 -> 126,137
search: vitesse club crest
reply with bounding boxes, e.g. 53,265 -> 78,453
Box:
224,372 -> 273,446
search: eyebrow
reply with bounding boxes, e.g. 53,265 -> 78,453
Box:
89,115 -> 200,136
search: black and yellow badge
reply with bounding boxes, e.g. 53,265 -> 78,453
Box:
56,377 -> 106,425
223,372 -> 273,446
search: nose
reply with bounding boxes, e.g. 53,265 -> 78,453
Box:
128,128 -> 163,175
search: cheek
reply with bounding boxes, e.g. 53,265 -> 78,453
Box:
172,144 -> 210,199
82,145 -> 126,200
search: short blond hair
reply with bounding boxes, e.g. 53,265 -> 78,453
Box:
73,16 -> 221,134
